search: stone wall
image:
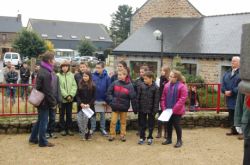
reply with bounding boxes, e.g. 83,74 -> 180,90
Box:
0,32 -> 17,58
0,112 -> 229,134
131,0 -> 202,33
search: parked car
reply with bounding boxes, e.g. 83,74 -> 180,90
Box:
55,56 -> 72,64
3,52 -> 22,68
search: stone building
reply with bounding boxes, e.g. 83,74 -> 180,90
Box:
112,13 -> 250,83
130,0 -> 202,33
0,14 -> 22,58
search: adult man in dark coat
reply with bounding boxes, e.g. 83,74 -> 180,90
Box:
221,56 -> 241,136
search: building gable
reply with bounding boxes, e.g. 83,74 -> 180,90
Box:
131,0 -> 202,33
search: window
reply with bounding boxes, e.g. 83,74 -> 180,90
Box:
12,54 -> 18,59
56,34 -> 63,38
2,34 -> 7,40
99,36 -> 105,40
41,34 -> 48,38
182,63 -> 197,75
5,53 -> 11,59
84,36 -> 91,39
130,61 -> 158,79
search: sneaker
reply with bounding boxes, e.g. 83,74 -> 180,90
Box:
45,133 -> 51,139
101,130 -> 108,136
120,136 -> 126,142
60,131 -> 67,136
147,138 -> 153,145
67,130 -> 74,136
89,130 -> 94,135
108,136 -> 115,142
39,142 -> 55,147
138,139 -> 144,145
162,139 -> 172,145
50,133 -> 58,139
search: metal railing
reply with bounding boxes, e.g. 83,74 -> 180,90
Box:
0,83 -> 227,116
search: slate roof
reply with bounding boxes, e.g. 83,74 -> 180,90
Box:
0,16 -> 22,33
114,13 -> 250,57
28,19 -> 112,42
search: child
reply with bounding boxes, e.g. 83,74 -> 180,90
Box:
189,86 -> 199,112
76,71 -> 96,140
75,62 -> 89,85
137,71 -> 159,145
161,70 -> 188,148
57,61 -> 77,136
156,65 -> 170,139
107,70 -> 137,142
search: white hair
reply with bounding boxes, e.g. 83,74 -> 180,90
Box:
232,56 -> 240,61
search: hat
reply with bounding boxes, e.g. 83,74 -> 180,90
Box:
60,60 -> 70,67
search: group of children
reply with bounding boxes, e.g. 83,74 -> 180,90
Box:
30,57 -> 189,148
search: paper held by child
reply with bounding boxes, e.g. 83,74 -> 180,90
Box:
95,101 -> 106,112
158,109 -> 173,122
82,108 -> 94,118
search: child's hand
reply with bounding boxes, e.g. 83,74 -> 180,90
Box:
85,104 -> 90,108
80,103 -> 85,108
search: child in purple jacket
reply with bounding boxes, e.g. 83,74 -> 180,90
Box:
160,70 -> 188,148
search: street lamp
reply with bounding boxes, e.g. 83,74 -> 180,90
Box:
153,29 -> 163,67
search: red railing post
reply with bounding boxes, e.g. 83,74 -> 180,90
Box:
216,84 -> 221,114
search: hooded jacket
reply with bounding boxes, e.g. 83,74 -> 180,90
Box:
57,71 -> 77,103
92,69 -> 111,102
107,79 -> 137,112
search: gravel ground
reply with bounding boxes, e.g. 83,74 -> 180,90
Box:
0,128 -> 244,165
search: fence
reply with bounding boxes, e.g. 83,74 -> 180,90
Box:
0,83 -> 227,116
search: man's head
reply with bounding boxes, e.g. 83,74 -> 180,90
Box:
95,61 -> 105,74
231,56 -> 240,69
6,61 -> 11,68
10,65 -> 15,71
79,62 -> 88,73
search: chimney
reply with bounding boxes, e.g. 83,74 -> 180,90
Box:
17,14 -> 21,22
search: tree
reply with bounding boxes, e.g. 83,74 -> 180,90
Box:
12,29 -> 46,58
77,39 -> 96,56
44,40 -> 55,52
110,5 -> 133,46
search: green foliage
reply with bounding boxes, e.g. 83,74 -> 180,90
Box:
110,5 -> 133,46
12,29 -> 46,58
172,56 -> 204,84
77,39 -> 96,56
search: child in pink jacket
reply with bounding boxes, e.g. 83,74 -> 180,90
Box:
160,70 -> 188,148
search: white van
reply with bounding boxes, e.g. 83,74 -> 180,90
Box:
3,52 -> 22,68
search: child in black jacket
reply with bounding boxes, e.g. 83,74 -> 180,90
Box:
76,71 -> 96,140
137,71 -> 160,145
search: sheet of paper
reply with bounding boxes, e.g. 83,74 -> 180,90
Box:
95,101 -> 106,112
158,109 -> 173,122
82,108 -> 94,118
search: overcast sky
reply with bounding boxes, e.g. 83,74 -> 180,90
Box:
0,0 -> 250,27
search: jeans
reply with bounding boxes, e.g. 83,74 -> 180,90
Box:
166,115 -> 182,141
20,81 -> 29,99
91,112 -> 106,131
110,111 -> 127,137
139,112 -> 155,140
47,108 -> 56,134
6,87 -> 16,98
29,107 -> 49,146
59,102 -> 73,132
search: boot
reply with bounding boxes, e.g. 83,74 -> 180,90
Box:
156,123 -> 162,138
174,140 -> 183,148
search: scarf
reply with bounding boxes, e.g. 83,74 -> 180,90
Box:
41,61 -> 55,86
166,81 -> 179,109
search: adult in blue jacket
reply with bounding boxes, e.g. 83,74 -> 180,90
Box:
221,56 -> 241,136
91,61 -> 111,136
